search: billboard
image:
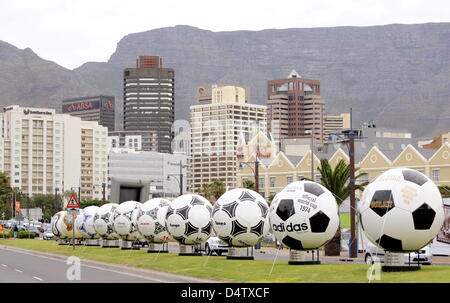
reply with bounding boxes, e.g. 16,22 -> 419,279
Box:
63,100 -> 100,112
437,203 -> 450,244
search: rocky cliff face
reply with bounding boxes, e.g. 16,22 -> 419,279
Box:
2,23 -> 450,138
0,40 -> 100,112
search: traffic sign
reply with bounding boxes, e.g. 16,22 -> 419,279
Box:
65,194 -> 80,209
15,201 -> 21,212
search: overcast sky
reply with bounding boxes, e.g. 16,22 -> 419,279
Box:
1,0 -> 449,69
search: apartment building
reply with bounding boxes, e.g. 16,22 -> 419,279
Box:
189,85 -> 267,193
0,105 -> 107,200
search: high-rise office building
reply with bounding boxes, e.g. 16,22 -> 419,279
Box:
267,70 -> 325,143
62,95 -> 115,131
123,56 -> 174,153
0,105 -> 108,200
189,85 -> 267,193
323,113 -> 350,140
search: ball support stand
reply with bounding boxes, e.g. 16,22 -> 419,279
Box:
147,242 -> 169,253
226,246 -> 255,260
288,249 -> 321,265
178,244 -> 202,256
381,251 -> 421,272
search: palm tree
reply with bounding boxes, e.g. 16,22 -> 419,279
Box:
242,179 -> 255,190
317,158 -> 368,256
201,181 -> 226,202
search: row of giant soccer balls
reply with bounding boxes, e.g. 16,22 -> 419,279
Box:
51,168 -> 445,252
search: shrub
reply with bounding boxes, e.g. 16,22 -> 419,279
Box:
17,230 -> 36,239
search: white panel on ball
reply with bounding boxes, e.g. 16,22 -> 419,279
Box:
93,203 -> 119,240
165,194 -> 213,245
359,168 -> 445,252
77,206 -> 99,239
212,188 -> 270,247
269,181 -> 339,250
51,211 -> 67,239
137,198 -> 172,243
112,201 -> 142,241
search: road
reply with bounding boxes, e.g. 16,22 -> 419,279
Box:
0,246 -> 213,283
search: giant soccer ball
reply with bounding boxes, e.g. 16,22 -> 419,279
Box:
137,198 -> 172,243
94,203 -> 119,240
212,188 -> 270,247
51,211 -> 67,239
269,181 -> 339,250
359,168 -> 445,252
61,211 -> 83,239
112,201 -> 142,241
165,194 -> 213,245
77,206 -> 99,239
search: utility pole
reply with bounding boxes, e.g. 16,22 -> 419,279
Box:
349,108 -> 357,258
311,131 -> 315,181
254,157 -> 259,193
102,183 -> 106,202
179,159 -> 183,196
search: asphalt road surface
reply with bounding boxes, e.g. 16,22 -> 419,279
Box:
0,246 -> 213,283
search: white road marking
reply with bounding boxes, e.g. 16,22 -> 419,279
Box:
1,264 -> 7,267
15,269 -> 23,273
33,276 -> 43,281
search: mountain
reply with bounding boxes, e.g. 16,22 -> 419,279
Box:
0,40 -> 100,112
2,23 -> 450,138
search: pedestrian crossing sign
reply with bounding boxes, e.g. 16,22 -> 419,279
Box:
65,194 -> 80,209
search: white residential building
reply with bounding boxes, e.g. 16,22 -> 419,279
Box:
189,85 -> 267,193
0,105 -> 108,200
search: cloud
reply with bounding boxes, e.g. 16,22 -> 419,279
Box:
0,0 -> 448,69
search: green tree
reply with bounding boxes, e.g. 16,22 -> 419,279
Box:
80,199 -> 108,208
267,193 -> 276,204
30,194 -> 63,220
242,179 -> 255,190
317,159 -> 368,256
200,180 -> 226,202
0,172 -> 14,220
439,186 -> 450,198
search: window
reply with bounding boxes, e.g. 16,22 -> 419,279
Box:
315,174 -> 321,183
298,175 -> 305,181
432,169 -> 440,181
287,176 -> 293,185
258,177 -> 265,189
270,177 -> 276,188
361,173 -> 369,183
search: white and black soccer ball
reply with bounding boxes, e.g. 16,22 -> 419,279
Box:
51,211 -> 67,239
112,201 -> 142,241
212,188 -> 270,247
269,181 -> 339,250
77,206 -> 99,239
137,198 -> 172,243
165,194 -> 213,245
359,168 -> 445,252
94,203 -> 119,240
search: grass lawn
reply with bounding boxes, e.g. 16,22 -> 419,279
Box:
1,239 -> 450,283
340,213 -> 350,229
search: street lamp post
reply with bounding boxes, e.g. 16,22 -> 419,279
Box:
239,158 -> 260,193
167,160 -> 186,196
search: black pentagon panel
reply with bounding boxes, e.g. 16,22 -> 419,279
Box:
185,222 -> 198,236
258,201 -> 268,217
222,201 -> 238,218
231,220 -> 247,236
276,199 -> 295,221
402,170 -> 428,186
220,236 -> 233,245
239,191 -> 256,201
412,203 -> 436,230
165,207 -> 174,219
147,207 -> 158,220
154,222 -> 166,234
250,220 -> 265,237
369,190 -> 395,217
212,203 -> 221,215
359,213 -> 365,231
282,235 -> 303,250
309,211 -> 330,233
201,221 -> 212,234
304,183 -> 325,197
375,235 -> 403,252
190,196 -> 205,206
173,235 -> 186,244
176,205 -> 190,220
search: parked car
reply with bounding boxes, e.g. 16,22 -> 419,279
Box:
43,231 -> 55,240
194,237 -> 229,256
364,242 -> 432,265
